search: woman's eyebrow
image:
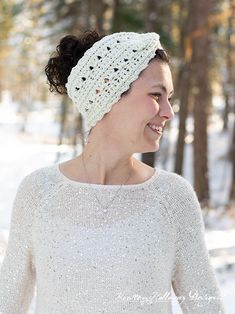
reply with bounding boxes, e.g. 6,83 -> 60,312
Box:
151,83 -> 174,95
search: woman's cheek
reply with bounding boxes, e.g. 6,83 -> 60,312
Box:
146,100 -> 159,116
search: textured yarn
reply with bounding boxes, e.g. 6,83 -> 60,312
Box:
65,32 -> 163,132
0,164 -> 226,314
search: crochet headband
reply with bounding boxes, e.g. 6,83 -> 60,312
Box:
65,31 -> 164,133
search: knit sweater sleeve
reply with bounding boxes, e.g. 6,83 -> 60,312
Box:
0,173 -> 37,313
170,175 -> 226,313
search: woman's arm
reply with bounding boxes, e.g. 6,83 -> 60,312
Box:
171,176 -> 227,313
0,174 -> 37,313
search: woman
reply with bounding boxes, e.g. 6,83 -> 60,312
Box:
0,30 -> 226,313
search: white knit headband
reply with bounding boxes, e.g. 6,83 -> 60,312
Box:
65,31 -> 164,133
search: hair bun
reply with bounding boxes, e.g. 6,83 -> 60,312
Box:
45,30 -> 104,95
58,35 -> 80,61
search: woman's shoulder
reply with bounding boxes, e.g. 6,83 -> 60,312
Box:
19,164 -> 58,192
155,168 -> 194,192
157,169 -> 202,221
154,168 -> 199,213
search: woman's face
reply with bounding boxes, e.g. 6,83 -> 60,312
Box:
94,58 -> 175,154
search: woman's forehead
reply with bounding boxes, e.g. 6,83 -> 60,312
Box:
136,62 -> 173,89
144,60 -> 171,77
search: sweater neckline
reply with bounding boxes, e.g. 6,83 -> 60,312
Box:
55,163 -> 160,189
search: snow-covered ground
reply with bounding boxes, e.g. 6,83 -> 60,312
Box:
0,94 -> 234,313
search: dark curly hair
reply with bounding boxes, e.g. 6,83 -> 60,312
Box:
45,30 -> 169,95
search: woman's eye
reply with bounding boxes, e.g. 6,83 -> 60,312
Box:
152,93 -> 161,99
151,93 -> 172,102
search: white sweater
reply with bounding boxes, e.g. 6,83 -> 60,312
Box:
0,164 -> 226,314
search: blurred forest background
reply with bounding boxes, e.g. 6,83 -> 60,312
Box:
0,1 -> 235,311
0,0 -> 234,210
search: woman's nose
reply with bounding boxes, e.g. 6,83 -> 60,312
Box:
159,100 -> 175,121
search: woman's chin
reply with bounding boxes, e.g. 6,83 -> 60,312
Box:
141,141 -> 161,154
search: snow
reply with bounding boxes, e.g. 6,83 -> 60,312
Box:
0,92 -> 234,313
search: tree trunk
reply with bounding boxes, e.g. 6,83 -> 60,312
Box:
229,0 -> 235,201
190,0 -> 211,205
223,92 -> 229,131
174,0 -> 192,175
174,63 -> 191,175
230,118 -> 235,200
223,0 -> 234,131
